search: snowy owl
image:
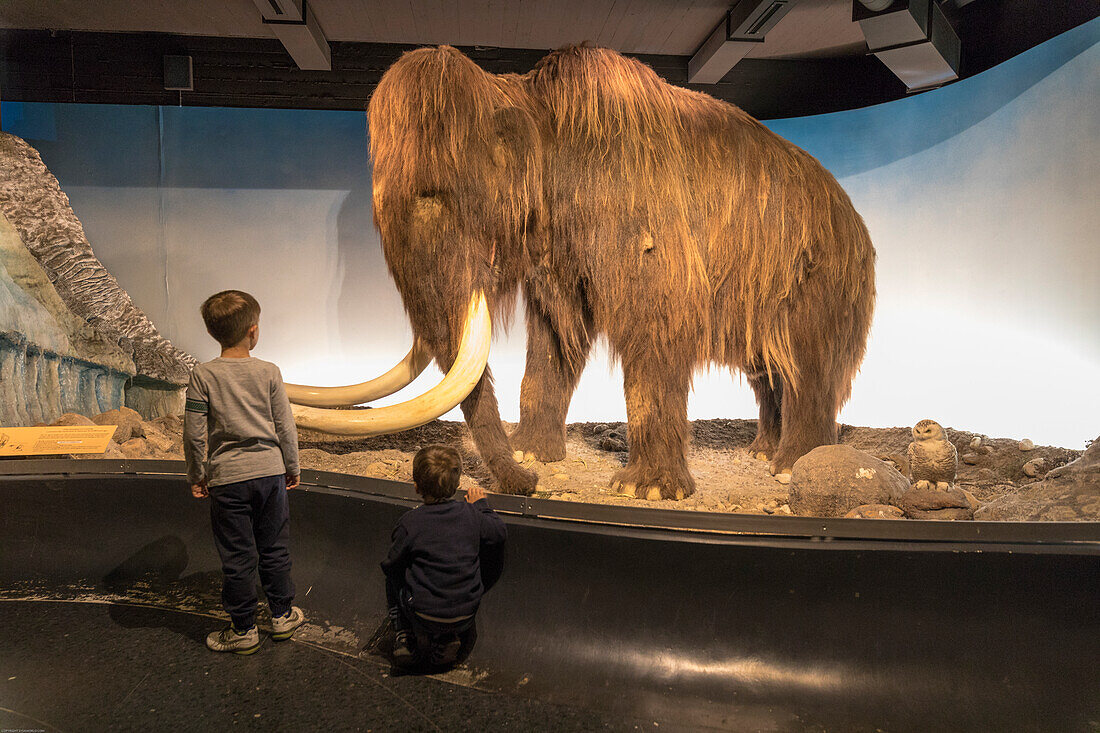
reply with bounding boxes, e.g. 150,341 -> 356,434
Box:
907,419 -> 957,491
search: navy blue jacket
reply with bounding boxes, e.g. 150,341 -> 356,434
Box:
381,498 -> 507,618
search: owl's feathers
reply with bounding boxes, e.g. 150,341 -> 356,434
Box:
908,419 -> 958,489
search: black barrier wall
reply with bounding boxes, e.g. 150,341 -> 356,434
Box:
1,461 -> 1098,731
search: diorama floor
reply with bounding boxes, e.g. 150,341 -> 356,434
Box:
296,419 -> 1084,517
75,413 -> 1089,519
0,600 -> 629,733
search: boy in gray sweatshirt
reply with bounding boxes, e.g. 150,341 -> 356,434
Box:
184,289 -> 304,654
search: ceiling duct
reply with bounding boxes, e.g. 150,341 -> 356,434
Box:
689,0 -> 797,84
251,0 -> 330,71
855,0 -> 960,92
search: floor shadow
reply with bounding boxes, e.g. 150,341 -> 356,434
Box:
101,535 -> 225,645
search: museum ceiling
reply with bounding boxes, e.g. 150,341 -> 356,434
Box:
0,0 -> 1095,118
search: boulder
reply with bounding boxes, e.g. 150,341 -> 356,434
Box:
119,437 -> 155,459
148,413 -> 183,435
598,430 -> 628,452
93,406 -> 145,444
975,437 -> 1100,521
845,504 -> 905,519
142,424 -> 178,456
788,445 -> 910,517
50,412 -> 95,427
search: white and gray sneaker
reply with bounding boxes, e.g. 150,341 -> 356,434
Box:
271,606 -> 305,641
206,625 -> 261,655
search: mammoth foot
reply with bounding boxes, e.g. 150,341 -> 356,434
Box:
509,424 -> 566,463
747,435 -> 776,463
489,458 -> 538,496
610,464 -> 696,501
769,444 -> 811,476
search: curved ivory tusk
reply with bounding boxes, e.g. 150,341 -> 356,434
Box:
291,292 -> 491,436
285,340 -> 433,408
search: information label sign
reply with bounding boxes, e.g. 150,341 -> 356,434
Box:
0,425 -> 116,456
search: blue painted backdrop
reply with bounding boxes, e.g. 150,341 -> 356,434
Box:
4,19 -> 1098,447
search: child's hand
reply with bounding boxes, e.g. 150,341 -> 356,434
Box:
191,480 -> 208,499
465,485 -> 486,503
286,473 -> 300,490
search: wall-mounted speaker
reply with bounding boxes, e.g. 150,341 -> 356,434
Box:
163,55 -> 193,91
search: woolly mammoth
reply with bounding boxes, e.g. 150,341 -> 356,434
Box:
288,45 -> 876,500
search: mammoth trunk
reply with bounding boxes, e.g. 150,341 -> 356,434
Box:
388,272 -> 537,496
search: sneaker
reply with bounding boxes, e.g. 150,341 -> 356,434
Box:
430,635 -> 463,667
271,606 -> 305,641
206,625 -> 261,655
392,630 -> 416,667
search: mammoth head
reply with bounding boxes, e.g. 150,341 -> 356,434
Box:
369,46 -> 542,305
285,47 -> 542,436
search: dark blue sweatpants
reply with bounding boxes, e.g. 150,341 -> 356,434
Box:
209,474 -> 295,630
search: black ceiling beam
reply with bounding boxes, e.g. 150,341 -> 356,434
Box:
0,29 -> 902,119
0,0 -> 1095,120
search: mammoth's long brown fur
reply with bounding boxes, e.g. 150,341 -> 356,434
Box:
369,45 -> 875,499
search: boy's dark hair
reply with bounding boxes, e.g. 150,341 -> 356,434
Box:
412,445 -> 462,501
201,290 -> 261,347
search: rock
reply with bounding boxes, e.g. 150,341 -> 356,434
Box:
975,437 -> 1099,521
969,436 -> 982,451
93,406 -> 145,444
148,414 -> 183,435
898,485 -> 972,514
845,504 -> 905,519
878,454 -> 909,475
960,488 -> 981,511
788,445 -> 910,518
1022,457 -> 1046,477
598,435 -> 628,452
774,472 -> 791,485
142,424 -> 177,455
975,468 -> 998,482
552,473 -> 569,481
961,452 -> 981,465
119,437 -> 154,459
50,412 -> 95,427
1018,439 -> 1035,452
774,504 -> 792,515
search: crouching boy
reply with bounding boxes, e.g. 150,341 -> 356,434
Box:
381,445 -> 506,669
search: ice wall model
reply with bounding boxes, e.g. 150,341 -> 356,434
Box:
0,132 -> 195,424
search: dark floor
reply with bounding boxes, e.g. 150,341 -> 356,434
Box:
0,600 -> 632,733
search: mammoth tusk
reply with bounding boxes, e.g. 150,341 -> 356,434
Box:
291,292 -> 491,436
285,340 -> 433,408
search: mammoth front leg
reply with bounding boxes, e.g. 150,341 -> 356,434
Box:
510,300 -> 592,462
462,366 -> 539,496
610,357 -> 695,500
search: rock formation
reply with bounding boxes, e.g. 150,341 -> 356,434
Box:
788,444 -> 910,517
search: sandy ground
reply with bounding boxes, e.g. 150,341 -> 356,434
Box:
296,419 -> 1084,515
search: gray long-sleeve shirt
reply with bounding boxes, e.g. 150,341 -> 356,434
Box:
183,357 -> 300,487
